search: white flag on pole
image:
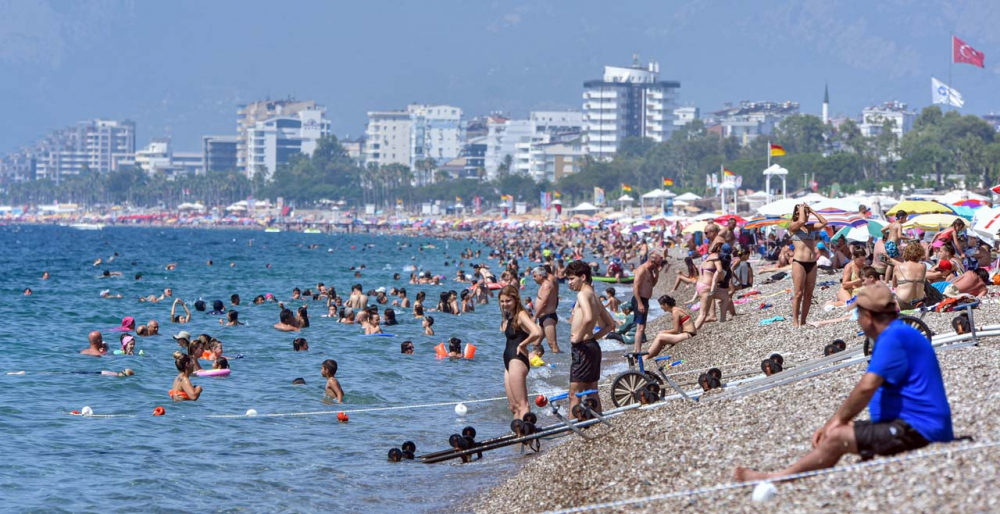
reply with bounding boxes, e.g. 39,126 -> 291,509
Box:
931,77 -> 964,108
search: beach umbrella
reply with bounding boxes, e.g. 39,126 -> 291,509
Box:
714,214 -> 746,225
886,200 -> 953,216
756,197 -> 803,217
810,198 -> 861,212
682,221 -> 709,234
902,213 -> 963,231
972,207 -> 1000,244
820,212 -> 868,228
953,199 -> 988,208
744,216 -> 787,230
832,220 -> 885,242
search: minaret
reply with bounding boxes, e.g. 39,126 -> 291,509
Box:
822,83 -> 829,124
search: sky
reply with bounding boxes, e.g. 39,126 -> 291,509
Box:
2,0 -> 1000,152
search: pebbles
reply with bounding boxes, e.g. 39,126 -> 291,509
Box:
473,262 -> 1000,513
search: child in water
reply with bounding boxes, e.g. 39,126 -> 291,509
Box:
170,354 -> 202,402
447,337 -> 463,358
423,316 -> 435,336
321,359 -> 344,403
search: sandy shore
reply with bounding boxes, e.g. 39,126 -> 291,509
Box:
473,255 -> 1000,513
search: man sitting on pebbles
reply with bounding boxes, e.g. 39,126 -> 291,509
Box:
734,283 -> 953,482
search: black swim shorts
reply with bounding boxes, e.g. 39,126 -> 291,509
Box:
570,339 -> 601,383
630,296 -> 650,325
854,419 -> 929,461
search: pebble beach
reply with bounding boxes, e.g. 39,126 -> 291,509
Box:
474,255 -> 1000,513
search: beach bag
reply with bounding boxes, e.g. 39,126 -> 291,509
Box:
923,281 -> 944,305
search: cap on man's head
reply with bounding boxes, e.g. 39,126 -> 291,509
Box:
720,243 -> 732,255
376,287 -> 387,293
172,330 -> 191,341
938,260 -> 953,271
817,242 -> 827,250
855,284 -> 897,314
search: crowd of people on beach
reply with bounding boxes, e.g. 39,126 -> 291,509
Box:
54,195 -> 1000,482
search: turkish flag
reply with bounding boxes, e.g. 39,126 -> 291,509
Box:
953,36 -> 985,68
991,184 -> 1000,195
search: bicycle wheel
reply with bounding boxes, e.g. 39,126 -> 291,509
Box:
610,371 -> 652,407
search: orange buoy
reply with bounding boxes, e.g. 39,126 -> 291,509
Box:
153,406 -> 166,416
337,411 -> 349,423
70,410 -> 80,415
463,343 -> 477,359
535,395 -> 548,408
435,343 -> 447,359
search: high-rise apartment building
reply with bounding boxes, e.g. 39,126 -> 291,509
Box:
859,101 -> 914,138
31,119 -> 136,183
203,135 -> 240,173
364,111 -> 413,168
582,56 -> 680,158
245,107 -> 330,179
364,104 -> 464,184
236,99 -> 329,177
483,111 -> 583,181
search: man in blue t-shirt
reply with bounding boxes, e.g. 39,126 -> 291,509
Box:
734,283 -> 953,482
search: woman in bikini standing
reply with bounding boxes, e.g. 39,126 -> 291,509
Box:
894,243 -> 927,309
693,242 -> 724,329
788,203 -> 828,327
498,285 -> 542,419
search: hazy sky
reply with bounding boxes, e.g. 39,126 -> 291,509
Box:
2,0 -> 1000,152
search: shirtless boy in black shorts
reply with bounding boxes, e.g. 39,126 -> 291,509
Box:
565,260 -> 615,416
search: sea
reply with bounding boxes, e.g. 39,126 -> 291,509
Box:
0,225 -> 661,512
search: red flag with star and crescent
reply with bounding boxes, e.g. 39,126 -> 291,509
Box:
953,35 -> 985,68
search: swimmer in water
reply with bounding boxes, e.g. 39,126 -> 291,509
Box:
104,369 -> 134,376
165,263 -> 177,271
422,315 -> 435,336
146,320 -> 160,336
401,341 -> 414,354
293,337 -> 309,351
23,288 -> 32,296
169,354 -> 202,402
171,299 -> 191,323
41,271 -> 50,280
274,309 -> 300,332
447,337 -> 463,358
81,331 -> 107,356
119,334 -> 136,355
220,310 -> 243,326
321,359 -> 344,403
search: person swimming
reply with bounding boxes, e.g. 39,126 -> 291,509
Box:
169,354 -> 202,402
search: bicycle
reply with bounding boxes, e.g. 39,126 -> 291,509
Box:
609,351 -> 689,407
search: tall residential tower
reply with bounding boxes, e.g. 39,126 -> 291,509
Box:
582,55 -> 680,159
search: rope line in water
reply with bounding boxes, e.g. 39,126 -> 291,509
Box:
68,390 -> 573,420
544,438 -> 1000,514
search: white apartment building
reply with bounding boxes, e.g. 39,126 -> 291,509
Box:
530,136 -> 584,183
364,111 -> 413,168
859,101 -> 915,138
582,56 -> 680,158
365,104 -> 464,184
246,107 -> 330,179
484,111 -> 583,181
709,101 -> 799,145
236,99 -> 325,175
32,119 -> 136,183
134,138 -> 205,178
673,106 -> 700,127
409,104 -> 463,172
484,117 -> 534,179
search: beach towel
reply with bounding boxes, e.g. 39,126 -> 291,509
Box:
759,316 -> 786,325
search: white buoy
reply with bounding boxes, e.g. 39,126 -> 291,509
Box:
752,482 -> 777,502
245,409 -> 258,417
454,403 -> 468,416
81,406 -> 94,417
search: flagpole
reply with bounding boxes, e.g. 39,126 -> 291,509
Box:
948,32 -> 954,112
767,140 -> 771,168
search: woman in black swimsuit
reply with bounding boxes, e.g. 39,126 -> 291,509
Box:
498,285 -> 542,419
788,203 -> 828,327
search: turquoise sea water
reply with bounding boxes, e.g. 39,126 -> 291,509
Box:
0,225 -> 642,512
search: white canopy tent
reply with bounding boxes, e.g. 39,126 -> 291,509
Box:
763,164 -> 789,203
675,192 -> 702,202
